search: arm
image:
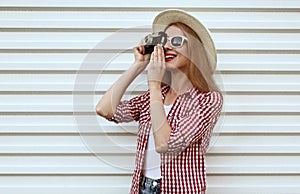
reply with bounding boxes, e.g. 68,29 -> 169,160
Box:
147,45 -> 172,153
96,45 -> 150,120
149,86 -> 172,153
150,89 -> 223,154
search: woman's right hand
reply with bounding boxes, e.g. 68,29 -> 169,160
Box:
133,45 -> 151,71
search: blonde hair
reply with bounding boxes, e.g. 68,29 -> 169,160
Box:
164,22 -> 220,93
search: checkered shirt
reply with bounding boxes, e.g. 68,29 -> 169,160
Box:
108,85 -> 223,194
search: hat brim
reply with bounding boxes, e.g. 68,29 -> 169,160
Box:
152,9 -> 217,71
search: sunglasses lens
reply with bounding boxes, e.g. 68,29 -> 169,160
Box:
171,36 -> 183,47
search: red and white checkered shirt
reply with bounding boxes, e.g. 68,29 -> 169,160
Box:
108,85 -> 223,194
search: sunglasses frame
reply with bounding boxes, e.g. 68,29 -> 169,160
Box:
166,35 -> 188,48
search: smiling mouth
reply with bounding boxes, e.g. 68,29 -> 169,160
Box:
165,54 -> 176,62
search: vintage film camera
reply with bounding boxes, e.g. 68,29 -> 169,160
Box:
143,31 -> 167,54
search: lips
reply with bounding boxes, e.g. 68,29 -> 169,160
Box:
165,52 -> 177,62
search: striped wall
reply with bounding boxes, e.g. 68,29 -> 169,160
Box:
0,1 -> 300,193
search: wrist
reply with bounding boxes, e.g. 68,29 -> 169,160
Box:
148,81 -> 161,91
132,61 -> 148,73
128,63 -> 143,76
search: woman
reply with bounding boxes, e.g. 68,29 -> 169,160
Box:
96,9 -> 223,194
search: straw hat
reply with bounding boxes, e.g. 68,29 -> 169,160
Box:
152,9 -> 217,72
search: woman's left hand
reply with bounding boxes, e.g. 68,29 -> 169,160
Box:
147,45 -> 166,88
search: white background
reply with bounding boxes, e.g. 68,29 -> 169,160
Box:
0,0 -> 300,193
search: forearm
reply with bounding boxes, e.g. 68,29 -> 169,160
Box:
96,62 -> 145,119
149,86 -> 171,153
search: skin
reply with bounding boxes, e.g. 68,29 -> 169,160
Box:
96,25 -> 192,153
148,26 -> 192,153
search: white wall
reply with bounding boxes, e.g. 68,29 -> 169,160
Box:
0,1 -> 300,193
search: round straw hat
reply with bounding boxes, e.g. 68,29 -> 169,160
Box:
152,9 -> 217,72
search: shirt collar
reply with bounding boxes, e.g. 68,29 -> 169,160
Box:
161,85 -> 199,100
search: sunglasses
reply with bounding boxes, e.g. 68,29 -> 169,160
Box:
167,35 -> 188,48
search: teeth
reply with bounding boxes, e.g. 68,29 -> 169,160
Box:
165,55 -> 175,59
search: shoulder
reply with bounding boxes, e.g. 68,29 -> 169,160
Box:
196,91 -> 223,108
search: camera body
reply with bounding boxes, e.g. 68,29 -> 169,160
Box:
143,31 -> 167,54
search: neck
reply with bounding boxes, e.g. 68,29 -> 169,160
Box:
169,69 -> 193,96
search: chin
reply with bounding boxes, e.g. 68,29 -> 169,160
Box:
166,61 -> 188,72
165,62 -> 177,71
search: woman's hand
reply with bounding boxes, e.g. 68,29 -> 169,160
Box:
148,45 -> 166,89
133,44 -> 151,72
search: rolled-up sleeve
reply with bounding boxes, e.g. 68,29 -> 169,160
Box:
107,91 -> 150,123
167,92 -> 223,153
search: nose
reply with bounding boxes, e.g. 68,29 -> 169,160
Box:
164,39 -> 173,50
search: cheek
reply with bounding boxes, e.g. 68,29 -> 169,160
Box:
182,48 -> 190,64
177,47 -> 189,61
175,54 -> 190,69
178,50 -> 190,64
